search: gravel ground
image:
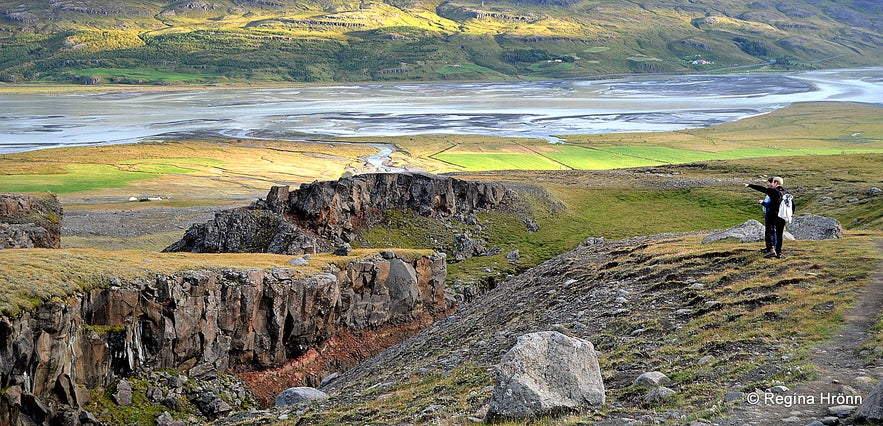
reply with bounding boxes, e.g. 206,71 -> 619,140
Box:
62,206 -> 222,239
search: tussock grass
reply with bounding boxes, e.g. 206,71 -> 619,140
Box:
600,235 -> 882,412
284,233 -> 882,424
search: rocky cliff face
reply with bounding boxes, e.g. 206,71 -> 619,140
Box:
0,251 -> 447,424
0,193 -> 62,249
164,172 -> 512,254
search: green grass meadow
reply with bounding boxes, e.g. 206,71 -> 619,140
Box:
432,140 -> 883,172
0,159 -> 218,194
410,102 -> 883,172
0,163 -> 169,194
432,152 -> 569,171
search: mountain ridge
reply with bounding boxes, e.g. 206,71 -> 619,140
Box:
1,0 -> 881,83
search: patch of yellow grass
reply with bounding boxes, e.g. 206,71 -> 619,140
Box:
562,102 -> 883,150
1,139 -> 375,203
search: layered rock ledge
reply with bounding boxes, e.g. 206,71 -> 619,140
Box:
164,172 -> 513,254
0,251 -> 448,424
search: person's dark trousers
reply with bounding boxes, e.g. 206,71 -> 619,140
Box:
773,217 -> 786,255
764,212 -> 776,251
764,213 -> 774,251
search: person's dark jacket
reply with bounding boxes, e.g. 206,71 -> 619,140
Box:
748,184 -> 787,220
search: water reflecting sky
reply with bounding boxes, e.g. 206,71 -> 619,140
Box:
1,68 -> 881,153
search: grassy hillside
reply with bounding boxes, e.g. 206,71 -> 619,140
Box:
0,0 -> 881,84
266,232 -> 883,424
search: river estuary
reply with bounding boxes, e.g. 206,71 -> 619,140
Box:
1,68 -> 881,156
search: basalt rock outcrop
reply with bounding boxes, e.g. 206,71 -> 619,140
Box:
0,193 -> 62,249
164,172 -> 513,255
0,251 -> 447,425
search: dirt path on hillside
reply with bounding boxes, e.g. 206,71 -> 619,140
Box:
718,240 -> 883,425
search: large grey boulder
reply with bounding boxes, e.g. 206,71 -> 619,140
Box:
701,220 -> 764,244
386,258 -> 419,319
854,381 -> 883,423
787,214 -> 842,240
701,219 -> 796,244
486,331 -> 605,421
274,387 -> 328,408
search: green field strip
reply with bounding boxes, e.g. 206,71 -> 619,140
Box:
514,142 -> 574,170
425,144 -> 468,170
540,145 -> 667,169
0,164 -> 164,194
431,152 -> 569,171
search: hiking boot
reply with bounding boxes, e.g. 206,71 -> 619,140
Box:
760,248 -> 772,253
764,251 -> 778,258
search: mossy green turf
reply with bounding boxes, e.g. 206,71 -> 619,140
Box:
0,164 -> 174,194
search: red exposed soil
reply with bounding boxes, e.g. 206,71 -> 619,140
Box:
238,311 -> 452,407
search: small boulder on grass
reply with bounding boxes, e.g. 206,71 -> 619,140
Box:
634,371 -> 671,387
644,386 -> 676,403
486,331 -> 605,422
112,379 -> 132,406
275,387 -> 328,408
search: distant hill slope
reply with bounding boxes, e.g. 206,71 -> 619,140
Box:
0,0 -> 881,83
